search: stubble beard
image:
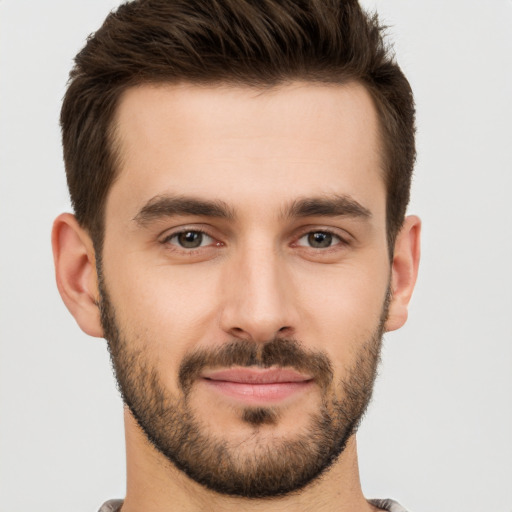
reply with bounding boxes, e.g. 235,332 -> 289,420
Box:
98,275 -> 388,498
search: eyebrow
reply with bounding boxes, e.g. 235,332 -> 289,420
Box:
133,195 -> 235,226
283,195 -> 372,220
133,193 -> 371,227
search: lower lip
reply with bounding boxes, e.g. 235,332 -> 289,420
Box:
201,379 -> 313,404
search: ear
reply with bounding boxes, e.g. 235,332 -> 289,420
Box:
52,213 -> 104,338
385,215 -> 421,332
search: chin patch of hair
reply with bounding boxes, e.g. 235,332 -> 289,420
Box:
241,407 -> 278,426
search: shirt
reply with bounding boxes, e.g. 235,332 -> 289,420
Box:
98,497 -> 409,511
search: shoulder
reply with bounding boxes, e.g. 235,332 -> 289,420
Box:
368,498 -> 410,512
97,499 -> 124,512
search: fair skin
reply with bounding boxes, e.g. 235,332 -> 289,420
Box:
53,82 -> 420,512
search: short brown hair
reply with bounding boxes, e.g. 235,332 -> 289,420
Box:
61,0 -> 415,254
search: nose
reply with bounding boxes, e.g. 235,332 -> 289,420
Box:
219,243 -> 299,343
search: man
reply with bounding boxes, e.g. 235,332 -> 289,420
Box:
52,0 -> 420,510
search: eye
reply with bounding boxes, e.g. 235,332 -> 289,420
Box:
296,231 -> 343,249
165,230 -> 214,249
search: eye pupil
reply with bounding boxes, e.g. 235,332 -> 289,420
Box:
178,231 -> 203,248
308,232 -> 332,248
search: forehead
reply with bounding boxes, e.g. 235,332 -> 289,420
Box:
108,81 -> 385,221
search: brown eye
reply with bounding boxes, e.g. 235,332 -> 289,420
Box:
178,231 -> 203,248
307,232 -> 333,248
296,231 -> 341,249
167,231 -> 213,249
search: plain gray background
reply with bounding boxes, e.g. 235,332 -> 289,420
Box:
1,1 -> 511,511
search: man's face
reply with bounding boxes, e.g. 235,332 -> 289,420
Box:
99,82 -> 391,497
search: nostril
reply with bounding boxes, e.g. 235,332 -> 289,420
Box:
227,325 -> 294,342
228,327 -> 252,341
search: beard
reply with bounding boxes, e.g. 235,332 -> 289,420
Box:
98,275 -> 388,499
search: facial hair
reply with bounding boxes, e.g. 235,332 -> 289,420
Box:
99,275 -> 388,498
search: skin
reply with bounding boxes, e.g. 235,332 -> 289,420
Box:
52,82 -> 420,512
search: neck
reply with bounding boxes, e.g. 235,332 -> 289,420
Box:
121,409 -> 375,512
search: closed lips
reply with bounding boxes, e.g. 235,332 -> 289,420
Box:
201,367 -> 313,384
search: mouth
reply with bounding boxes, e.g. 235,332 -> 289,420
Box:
199,367 -> 314,404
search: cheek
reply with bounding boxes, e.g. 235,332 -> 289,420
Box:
292,259 -> 389,359
102,251 -> 223,374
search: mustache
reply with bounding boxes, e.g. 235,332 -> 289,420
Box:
179,338 -> 333,392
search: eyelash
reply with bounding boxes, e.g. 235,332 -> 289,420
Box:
160,227 -> 350,253
161,229 -> 220,252
293,230 -> 349,250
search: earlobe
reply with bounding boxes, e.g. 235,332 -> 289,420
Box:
385,215 -> 421,332
51,213 -> 104,338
